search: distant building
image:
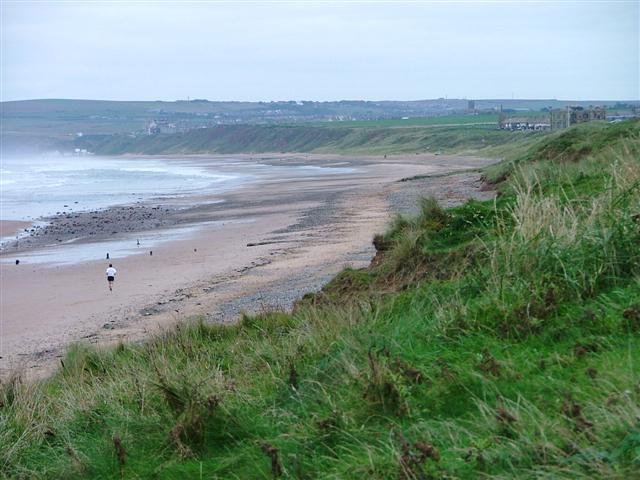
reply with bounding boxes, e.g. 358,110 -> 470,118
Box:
497,103 -> 550,130
147,120 -> 161,135
467,100 -> 476,112
550,106 -> 606,130
499,116 -> 550,131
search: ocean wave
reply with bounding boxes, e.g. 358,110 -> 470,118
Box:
119,166 -> 236,181
1,156 -> 352,221
119,167 -> 171,173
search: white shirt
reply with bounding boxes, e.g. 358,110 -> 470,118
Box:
106,267 -> 117,277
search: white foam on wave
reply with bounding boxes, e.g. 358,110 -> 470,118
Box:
1,156 -> 250,221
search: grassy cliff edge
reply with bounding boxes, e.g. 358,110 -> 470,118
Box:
1,121 -> 639,479
75,124 -> 541,156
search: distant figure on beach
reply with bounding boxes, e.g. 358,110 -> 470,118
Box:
106,263 -> 117,292
150,250 -> 153,256
15,259 -> 20,265
137,239 -> 140,246
106,252 -> 110,259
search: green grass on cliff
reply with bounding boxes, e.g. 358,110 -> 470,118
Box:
76,123 -> 543,156
1,121 -> 639,479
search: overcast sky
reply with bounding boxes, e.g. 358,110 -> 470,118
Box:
1,1 -> 638,102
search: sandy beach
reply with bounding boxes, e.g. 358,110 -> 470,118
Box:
0,153 -> 495,378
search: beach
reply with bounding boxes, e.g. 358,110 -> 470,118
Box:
0,153 -> 495,378
0,220 -> 31,240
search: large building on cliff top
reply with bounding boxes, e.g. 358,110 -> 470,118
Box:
550,106 -> 607,130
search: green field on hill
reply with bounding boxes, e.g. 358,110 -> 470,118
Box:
1,120 -> 639,479
77,123 -> 544,156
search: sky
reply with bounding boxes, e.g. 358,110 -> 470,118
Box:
1,1 -> 638,102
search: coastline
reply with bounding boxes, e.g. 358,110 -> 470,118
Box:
0,153 -> 495,379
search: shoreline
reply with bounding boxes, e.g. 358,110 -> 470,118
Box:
0,220 -> 33,242
0,152 -> 483,259
0,152 -> 365,256
0,153 -> 495,379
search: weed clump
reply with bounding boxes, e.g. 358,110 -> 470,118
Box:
397,431 -> 441,479
363,348 -> 407,414
261,443 -> 283,478
112,436 -> 125,477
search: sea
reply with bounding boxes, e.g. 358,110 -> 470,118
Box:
0,155 -> 246,221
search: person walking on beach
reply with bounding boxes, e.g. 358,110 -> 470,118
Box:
106,264 -> 117,292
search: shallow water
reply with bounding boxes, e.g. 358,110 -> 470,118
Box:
0,219 -> 254,267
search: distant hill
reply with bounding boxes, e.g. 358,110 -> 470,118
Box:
3,98 -> 636,155
3,97 -> 636,138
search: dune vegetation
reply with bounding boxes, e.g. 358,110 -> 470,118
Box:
1,120 -> 639,479
76,123 -> 542,157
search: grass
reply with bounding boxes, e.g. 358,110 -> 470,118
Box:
483,119 -> 640,183
1,120 -> 639,479
77,123 -> 544,156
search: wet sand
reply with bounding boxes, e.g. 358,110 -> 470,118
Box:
0,220 -> 32,240
0,153 -> 495,379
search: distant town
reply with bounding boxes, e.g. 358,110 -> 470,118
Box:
1,98 -> 639,154
496,104 -> 627,132
141,100 -> 638,135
